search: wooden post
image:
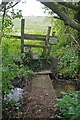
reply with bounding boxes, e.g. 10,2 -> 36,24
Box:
46,26 -> 51,46
21,19 -> 25,53
42,26 -> 51,57
51,56 -> 58,79
47,31 -> 54,56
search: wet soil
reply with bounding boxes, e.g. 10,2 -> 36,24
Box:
20,90 -> 57,119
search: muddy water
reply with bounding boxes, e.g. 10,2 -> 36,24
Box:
52,80 -> 77,97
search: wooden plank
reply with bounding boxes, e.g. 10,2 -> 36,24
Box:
21,19 -> 25,53
24,44 -> 50,48
24,34 -> 46,41
32,75 -> 56,98
10,34 -> 53,41
10,35 -> 21,39
35,70 -> 52,75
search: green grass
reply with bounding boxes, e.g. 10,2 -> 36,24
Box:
13,16 -> 52,35
13,16 -> 52,54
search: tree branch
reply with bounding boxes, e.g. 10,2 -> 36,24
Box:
0,2 -> 19,12
58,2 -> 80,11
40,1 -> 80,32
6,2 -> 19,10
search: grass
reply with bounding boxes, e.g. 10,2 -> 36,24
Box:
13,16 -> 52,54
13,16 -> 52,35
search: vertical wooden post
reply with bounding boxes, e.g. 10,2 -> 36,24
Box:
47,31 -> 54,56
42,26 -> 51,57
51,56 -> 58,79
45,26 -> 51,46
21,19 -> 25,53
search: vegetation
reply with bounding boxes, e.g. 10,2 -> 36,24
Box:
51,20 -> 80,79
55,91 -> 80,120
0,1 -> 80,119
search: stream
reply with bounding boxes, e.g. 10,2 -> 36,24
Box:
4,79 -> 77,101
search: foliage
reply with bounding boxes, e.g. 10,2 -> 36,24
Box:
2,99 -> 22,119
2,2 -> 31,95
58,45 -> 79,78
21,51 -> 44,72
2,37 -> 32,94
43,2 -> 80,79
51,18 -> 79,79
55,91 -> 80,120
2,2 -> 22,34
3,99 -> 21,111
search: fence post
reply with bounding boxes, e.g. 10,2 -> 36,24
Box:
46,26 -> 51,46
21,19 -> 25,53
42,26 -> 51,57
51,56 -> 58,79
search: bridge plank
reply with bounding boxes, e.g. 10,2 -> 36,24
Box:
32,75 -> 56,98
35,70 -> 52,75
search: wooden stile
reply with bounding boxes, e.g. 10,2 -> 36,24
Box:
9,19 -> 57,56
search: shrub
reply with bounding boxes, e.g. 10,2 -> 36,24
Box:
55,91 -> 80,120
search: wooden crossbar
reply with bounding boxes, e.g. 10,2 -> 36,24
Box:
24,44 -> 50,48
20,19 -> 52,55
11,34 -> 47,41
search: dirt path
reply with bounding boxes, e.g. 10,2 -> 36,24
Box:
21,74 -> 57,118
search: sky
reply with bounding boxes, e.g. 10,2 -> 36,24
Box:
14,0 -> 47,16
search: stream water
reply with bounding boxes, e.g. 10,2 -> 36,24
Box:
53,80 -> 77,97
4,79 -> 77,101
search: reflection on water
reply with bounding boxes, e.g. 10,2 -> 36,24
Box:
4,88 -> 23,101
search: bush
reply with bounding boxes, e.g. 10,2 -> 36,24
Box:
55,91 -> 80,120
58,46 -> 79,78
2,37 -> 34,95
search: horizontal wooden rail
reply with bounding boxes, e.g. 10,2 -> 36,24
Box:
24,44 -> 50,48
24,34 -> 46,40
10,34 -> 49,41
10,35 -> 21,39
